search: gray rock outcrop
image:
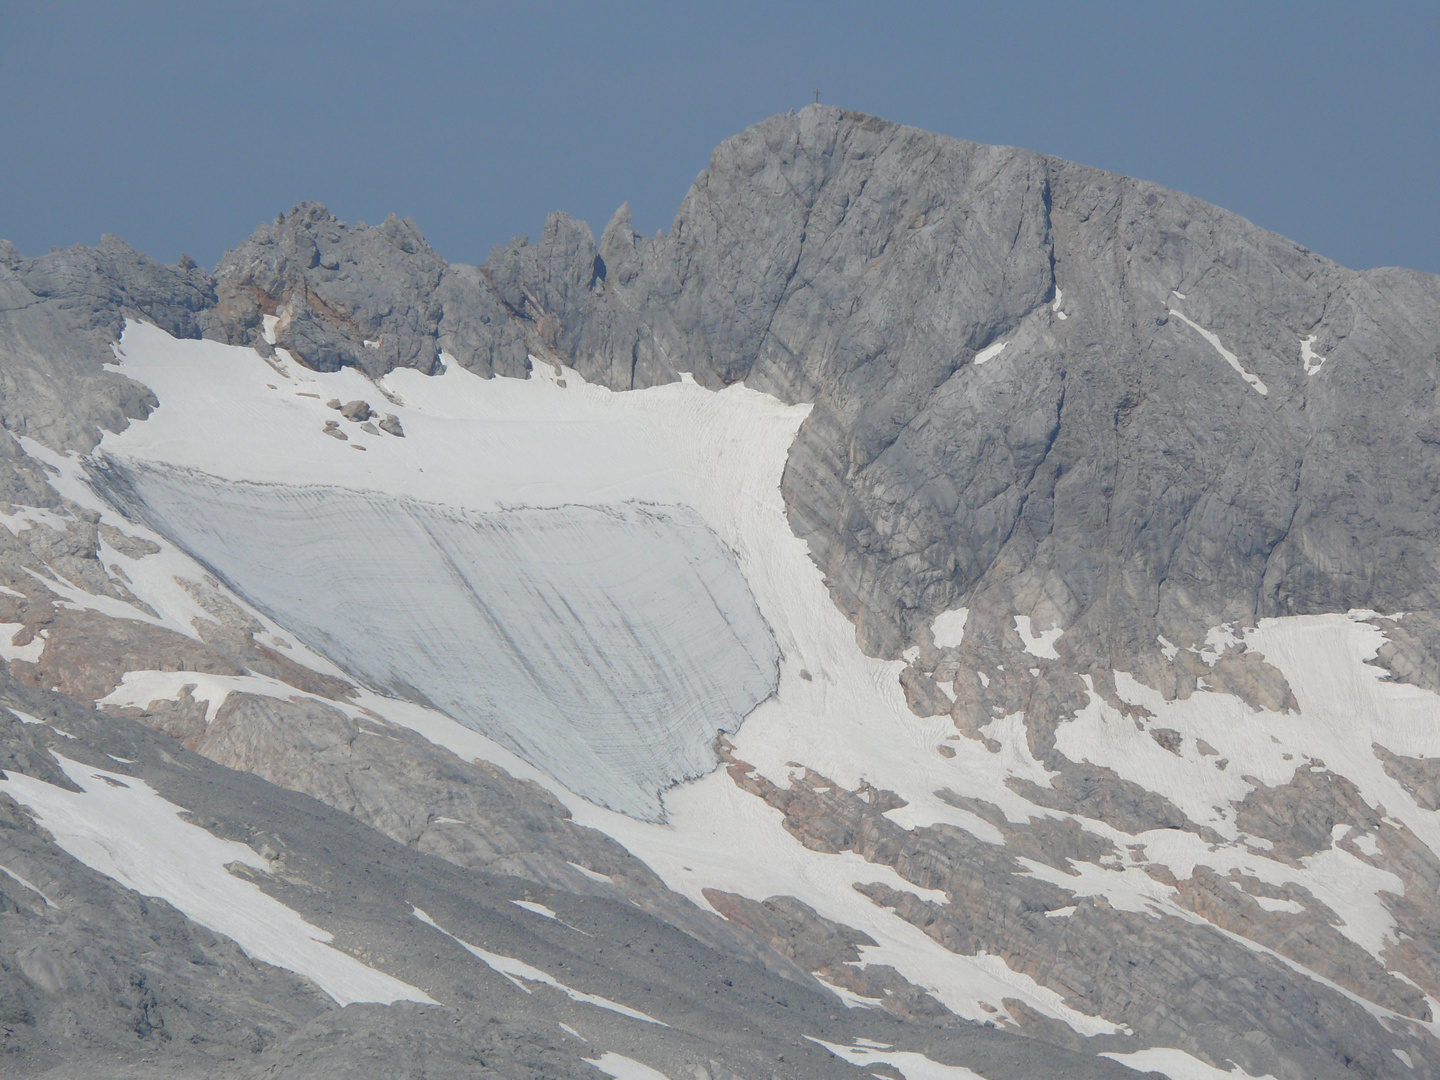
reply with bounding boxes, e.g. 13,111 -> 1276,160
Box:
482,108 -> 1440,686
0,235 -> 211,453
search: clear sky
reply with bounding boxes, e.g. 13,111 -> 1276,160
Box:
2,2 -> 1436,274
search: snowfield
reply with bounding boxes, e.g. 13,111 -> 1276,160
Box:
34,319 -> 1440,1077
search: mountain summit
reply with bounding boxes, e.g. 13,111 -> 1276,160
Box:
0,107 -> 1439,1079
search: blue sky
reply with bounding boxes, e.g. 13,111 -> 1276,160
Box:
3,2 -> 1437,273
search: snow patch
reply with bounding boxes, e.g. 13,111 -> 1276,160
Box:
931,608 -> 968,650
973,341 -> 1008,365
411,907 -> 664,1025
0,863 -> 54,907
511,900 -> 559,921
809,1037 -> 986,1078
0,754 -> 433,1006
99,669 -> 310,725
1300,334 -> 1326,376
0,624 -> 45,663
566,862 -> 614,885
1054,613 -> 1435,971
1252,896 -> 1305,915
1102,1046 -> 1276,1080
584,1051 -> 670,1080
1168,309 -> 1268,396
1014,615 -> 1061,659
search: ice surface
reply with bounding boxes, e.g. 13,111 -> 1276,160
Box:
0,754 -> 433,1006
94,462 -> 778,821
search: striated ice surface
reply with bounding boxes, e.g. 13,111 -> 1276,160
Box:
93,459 -> 778,820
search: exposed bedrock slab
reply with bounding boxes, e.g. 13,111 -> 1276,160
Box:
91,460 -> 780,821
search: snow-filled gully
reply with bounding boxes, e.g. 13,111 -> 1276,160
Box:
1167,307 -> 1268,395
17,318 -> 1438,1079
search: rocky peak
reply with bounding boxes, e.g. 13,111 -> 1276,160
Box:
207,201 -> 450,376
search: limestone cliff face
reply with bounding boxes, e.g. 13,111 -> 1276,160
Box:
495,107 -> 1440,682
191,107 -> 1440,689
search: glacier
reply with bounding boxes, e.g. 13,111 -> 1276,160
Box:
91,459 -> 778,820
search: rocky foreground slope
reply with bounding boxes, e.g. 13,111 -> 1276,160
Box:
1,105 -> 1440,1079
